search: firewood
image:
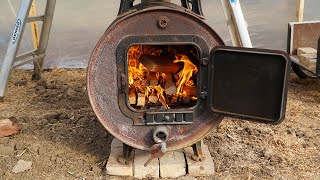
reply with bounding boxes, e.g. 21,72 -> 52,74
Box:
164,73 -> 177,95
137,93 -> 146,107
182,97 -> 191,104
149,72 -> 159,86
129,90 -> 137,105
141,79 -> 150,86
139,54 -> 181,73
171,96 -> 178,104
133,79 -> 142,87
183,86 -> 197,97
148,92 -> 158,104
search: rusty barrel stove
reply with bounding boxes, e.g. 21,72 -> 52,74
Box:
87,0 -> 290,161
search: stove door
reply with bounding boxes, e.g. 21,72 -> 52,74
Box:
208,46 -> 290,124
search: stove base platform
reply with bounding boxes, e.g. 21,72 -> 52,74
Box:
106,139 -> 215,179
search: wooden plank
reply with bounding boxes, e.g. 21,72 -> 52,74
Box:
29,0 -> 39,49
289,21 -> 320,55
296,0 -> 304,22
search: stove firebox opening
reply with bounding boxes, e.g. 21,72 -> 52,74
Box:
127,45 -> 199,110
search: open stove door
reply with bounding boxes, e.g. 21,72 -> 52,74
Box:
208,46 -> 291,124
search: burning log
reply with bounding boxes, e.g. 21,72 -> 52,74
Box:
133,79 -> 142,87
141,79 -> 150,86
149,72 -> 159,86
137,93 -> 146,107
182,96 -> 191,104
164,73 -> 177,95
148,92 -> 158,104
139,54 -> 181,73
171,95 -> 178,104
129,89 -> 137,105
183,86 -> 197,96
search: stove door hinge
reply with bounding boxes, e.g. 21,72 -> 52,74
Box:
201,57 -> 209,66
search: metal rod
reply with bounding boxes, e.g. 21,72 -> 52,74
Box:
26,15 -> 44,23
13,54 -> 46,69
0,0 -> 33,98
228,0 -> 252,48
221,0 -> 241,46
32,0 -> 56,80
14,49 -> 38,62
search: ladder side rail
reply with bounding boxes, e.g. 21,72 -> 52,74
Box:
0,0 -> 34,97
32,0 -> 56,80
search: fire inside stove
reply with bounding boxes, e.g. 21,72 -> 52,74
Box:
127,45 -> 199,110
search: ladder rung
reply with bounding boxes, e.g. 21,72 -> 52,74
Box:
26,15 -> 44,23
14,49 -> 38,62
13,53 -> 46,69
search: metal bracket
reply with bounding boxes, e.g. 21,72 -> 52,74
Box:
118,143 -> 134,165
191,141 -> 205,162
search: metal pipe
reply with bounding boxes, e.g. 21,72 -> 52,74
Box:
221,0 -> 241,46
228,0 -> 252,48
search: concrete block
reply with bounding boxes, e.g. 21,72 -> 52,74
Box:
106,139 -> 133,176
299,54 -> 317,72
297,47 -> 317,56
184,143 -> 215,177
133,149 -> 159,179
111,138 -> 123,148
159,151 -> 186,178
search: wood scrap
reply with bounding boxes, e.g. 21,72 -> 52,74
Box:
0,117 -> 19,138
137,93 -> 146,107
164,73 -> 177,95
129,89 -> 137,105
149,72 -> 159,86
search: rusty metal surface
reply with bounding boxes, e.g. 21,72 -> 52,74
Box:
87,4 -> 224,151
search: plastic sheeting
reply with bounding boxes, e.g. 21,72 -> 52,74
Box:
0,0 -> 319,68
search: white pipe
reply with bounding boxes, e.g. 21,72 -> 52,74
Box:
228,0 -> 252,48
221,0 -> 241,46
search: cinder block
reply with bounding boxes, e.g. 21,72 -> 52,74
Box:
106,139 -> 133,176
299,54 -> 317,72
184,143 -> 215,177
297,47 -> 317,56
159,151 -> 186,178
133,149 -> 159,179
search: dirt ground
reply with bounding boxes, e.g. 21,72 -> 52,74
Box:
0,68 -> 319,179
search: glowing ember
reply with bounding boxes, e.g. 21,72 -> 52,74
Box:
128,45 -> 198,109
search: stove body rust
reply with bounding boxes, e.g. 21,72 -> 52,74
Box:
87,0 -> 290,155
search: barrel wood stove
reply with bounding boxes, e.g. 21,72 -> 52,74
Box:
87,0 -> 290,165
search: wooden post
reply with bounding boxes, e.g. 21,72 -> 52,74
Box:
297,0 -> 304,22
29,0 -> 39,49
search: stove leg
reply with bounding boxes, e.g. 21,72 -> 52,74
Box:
118,143 -> 134,165
191,141 -> 205,162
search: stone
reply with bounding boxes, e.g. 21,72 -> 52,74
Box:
297,47 -> 317,56
0,118 -> 19,138
66,88 -> 77,97
106,139 -> 133,176
12,160 -> 33,173
0,146 -> 15,156
0,137 -> 10,144
159,151 -> 186,178
184,142 -> 215,177
133,149 -> 159,179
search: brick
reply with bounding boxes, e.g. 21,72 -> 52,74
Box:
159,151 -> 186,178
133,149 -> 159,179
106,139 -> 133,177
184,143 -> 215,177
297,47 -> 317,56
